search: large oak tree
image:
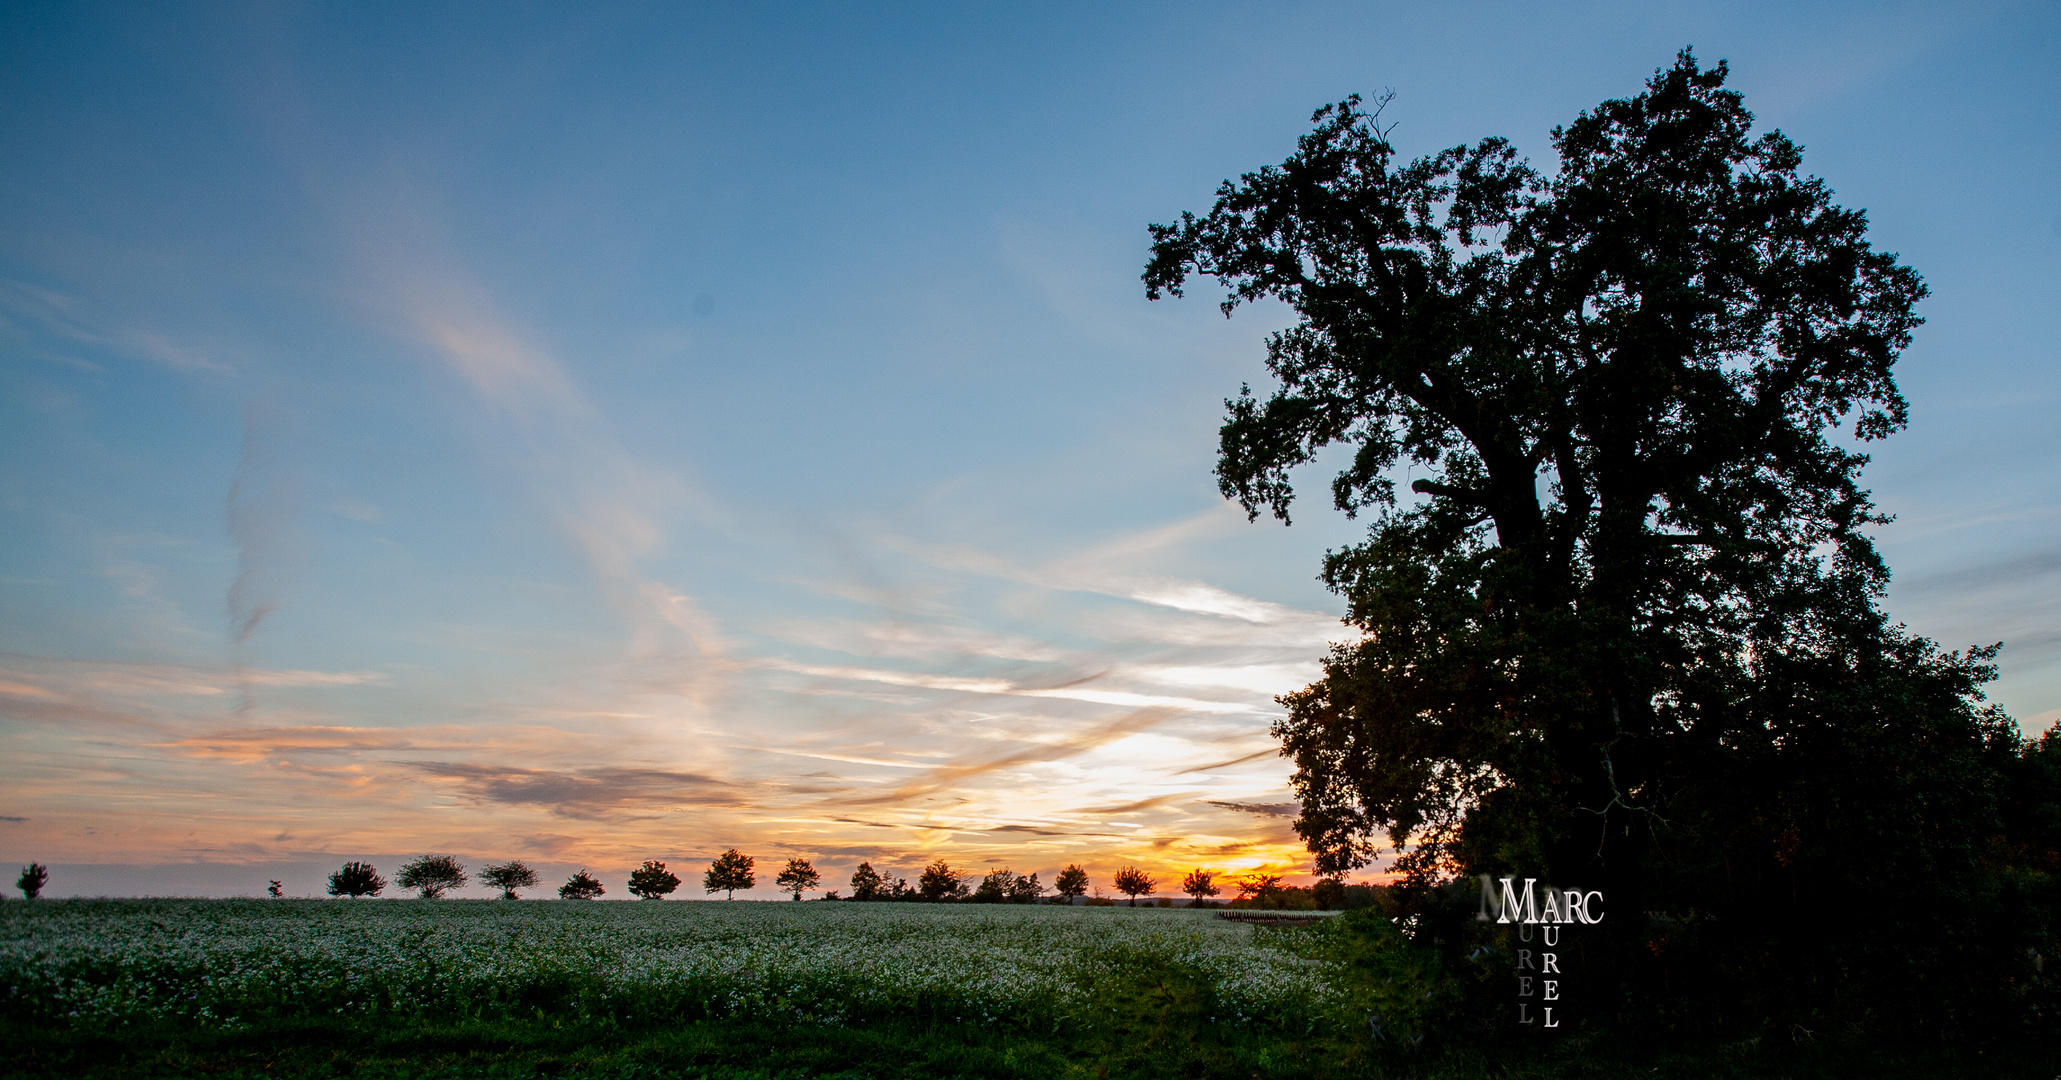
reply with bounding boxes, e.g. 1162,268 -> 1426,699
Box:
1146,52 -> 2039,1028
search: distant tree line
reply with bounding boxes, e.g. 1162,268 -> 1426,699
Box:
284,853 -> 1361,906
12,854 -> 1364,906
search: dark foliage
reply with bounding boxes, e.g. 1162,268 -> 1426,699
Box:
703,849 -> 754,899
970,868 -> 1046,904
775,858 -> 821,900
1114,866 -> 1157,906
917,859 -> 967,902
325,861 -> 384,899
557,869 -> 605,900
395,855 -> 467,900
1145,49 -> 2058,1037
16,863 -> 48,900
848,860 -> 885,901
627,860 -> 682,900
1054,864 -> 1090,900
1009,870 -> 1045,903
480,860 -> 539,900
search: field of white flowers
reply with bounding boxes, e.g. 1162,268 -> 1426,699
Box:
1,900 -> 1368,1034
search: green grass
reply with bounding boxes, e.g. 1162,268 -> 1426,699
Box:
3,900 -> 2053,1079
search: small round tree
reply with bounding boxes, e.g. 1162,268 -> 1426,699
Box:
481,860 -> 540,899
17,863 -> 49,900
1113,866 -> 1156,906
774,857 -> 821,900
1053,864 -> 1090,902
628,860 -> 682,899
396,854 -> 467,899
558,869 -> 605,899
1180,869 -> 1220,907
326,861 -> 385,898
703,849 -> 754,899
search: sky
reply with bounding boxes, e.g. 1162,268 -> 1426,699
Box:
1,1 -> 2055,899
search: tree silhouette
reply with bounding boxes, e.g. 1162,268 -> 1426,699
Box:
327,861 -> 385,899
1143,50 -> 2041,1023
1238,874 -> 1285,909
775,858 -> 821,900
558,869 -> 605,900
703,849 -> 754,898
1008,870 -> 1045,904
1113,866 -> 1156,906
628,860 -> 682,899
972,868 -> 1017,903
482,860 -> 540,899
17,863 -> 48,900
1180,869 -> 1220,906
1054,864 -> 1090,901
848,861 -> 885,901
396,855 -> 467,899
916,859 -> 966,901
267,880 -> 283,898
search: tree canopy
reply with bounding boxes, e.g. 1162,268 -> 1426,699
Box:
703,849 -> 754,899
917,859 -> 966,902
396,856 -> 466,900
848,861 -> 885,901
481,860 -> 539,900
558,869 -> 605,900
629,860 -> 682,899
775,858 -> 821,900
1146,50 -> 2047,1031
327,861 -> 384,899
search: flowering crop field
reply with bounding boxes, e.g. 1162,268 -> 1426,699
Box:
1,899 -> 1366,1037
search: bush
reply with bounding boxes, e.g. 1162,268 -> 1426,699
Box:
326,861 -> 385,899
558,869 -> 604,899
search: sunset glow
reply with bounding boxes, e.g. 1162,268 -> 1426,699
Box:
3,3 -> 2054,900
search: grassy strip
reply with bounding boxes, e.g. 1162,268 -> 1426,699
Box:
6,962 -> 2056,1080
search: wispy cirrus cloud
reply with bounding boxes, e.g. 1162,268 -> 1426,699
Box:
0,280 -> 236,374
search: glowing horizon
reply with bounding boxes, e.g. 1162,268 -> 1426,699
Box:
3,3 -> 2055,899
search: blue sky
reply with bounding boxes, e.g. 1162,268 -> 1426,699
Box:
2,1 -> 2055,898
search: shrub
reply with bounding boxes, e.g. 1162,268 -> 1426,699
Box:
558,869 -> 605,899
326,861 -> 385,898
17,863 -> 48,900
